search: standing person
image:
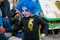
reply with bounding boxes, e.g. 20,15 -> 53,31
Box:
12,0 -> 49,40
0,0 -> 11,31
0,0 -> 10,40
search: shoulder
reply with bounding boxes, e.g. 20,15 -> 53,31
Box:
34,15 -> 40,18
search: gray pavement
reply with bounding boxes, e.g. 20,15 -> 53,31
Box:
44,34 -> 60,40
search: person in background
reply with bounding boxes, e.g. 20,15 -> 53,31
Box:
0,0 -> 11,32
0,9 -> 7,40
8,5 -> 23,40
12,0 -> 49,40
0,0 -> 10,40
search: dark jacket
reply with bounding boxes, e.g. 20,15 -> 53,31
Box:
0,0 -> 10,17
12,15 -> 49,38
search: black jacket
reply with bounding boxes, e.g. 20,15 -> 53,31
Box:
12,15 -> 49,38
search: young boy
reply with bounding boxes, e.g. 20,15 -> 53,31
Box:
13,0 -> 49,40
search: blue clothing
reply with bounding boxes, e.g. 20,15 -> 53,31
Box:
16,32 -> 24,40
0,16 -> 10,40
3,18 -> 11,30
0,16 -> 2,26
0,34 -> 8,40
16,32 -> 24,38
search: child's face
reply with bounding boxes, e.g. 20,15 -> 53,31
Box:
22,7 -> 30,17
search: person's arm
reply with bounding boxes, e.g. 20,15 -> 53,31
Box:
37,16 -> 49,38
37,16 -> 49,34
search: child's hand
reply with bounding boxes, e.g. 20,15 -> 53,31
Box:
18,30 -> 22,32
40,33 -> 46,39
5,16 -> 8,18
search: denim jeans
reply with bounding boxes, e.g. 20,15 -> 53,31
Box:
16,32 -> 24,40
0,16 -> 8,40
0,16 -> 3,26
3,18 -> 11,30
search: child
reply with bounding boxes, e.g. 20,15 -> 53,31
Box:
13,0 -> 49,40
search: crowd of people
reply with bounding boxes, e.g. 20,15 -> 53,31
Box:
0,0 -> 49,40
